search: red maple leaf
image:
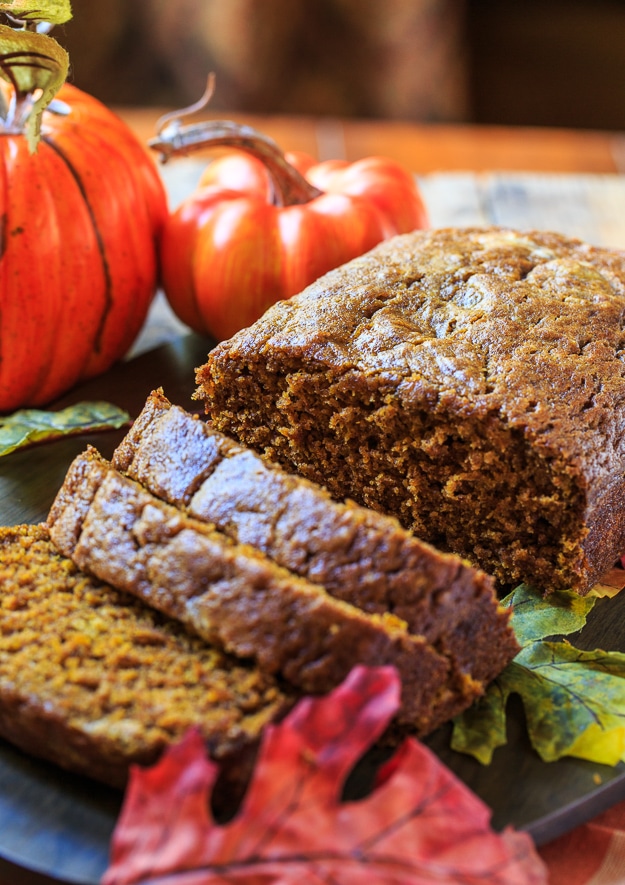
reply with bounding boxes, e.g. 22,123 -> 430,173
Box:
103,666 -> 547,885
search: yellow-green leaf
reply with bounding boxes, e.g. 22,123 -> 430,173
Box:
505,642 -> 625,764
0,23 -> 68,149
448,681 -> 508,765
0,402 -> 131,456
567,722 -> 625,765
0,0 -> 72,24
502,583 -> 596,647
452,640 -> 625,766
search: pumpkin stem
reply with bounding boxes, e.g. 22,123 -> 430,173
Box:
1,81 -> 42,131
153,72 -> 217,136
0,11 -> 70,150
149,75 -> 322,208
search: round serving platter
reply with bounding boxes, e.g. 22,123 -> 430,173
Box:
1,333 -> 624,884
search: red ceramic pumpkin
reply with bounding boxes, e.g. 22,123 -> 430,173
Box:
0,82 -> 167,411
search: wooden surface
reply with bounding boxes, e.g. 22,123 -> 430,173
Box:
1,334 -> 625,884
118,105 -> 625,173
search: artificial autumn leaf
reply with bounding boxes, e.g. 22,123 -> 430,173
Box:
104,666 -> 546,885
453,584 -> 625,765
454,642 -> 625,766
501,583 -> 596,647
0,401 -> 131,456
0,2 -> 70,150
0,0 -> 72,24
450,681 -> 509,766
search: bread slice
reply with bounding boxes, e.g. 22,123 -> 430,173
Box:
113,389 -> 518,692
0,522 -> 294,789
47,448 -> 474,734
195,226 -> 625,594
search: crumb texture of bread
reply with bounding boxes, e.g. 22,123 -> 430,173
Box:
195,226 -> 625,594
0,523 -> 293,788
48,448 -> 480,734
113,390 -> 518,695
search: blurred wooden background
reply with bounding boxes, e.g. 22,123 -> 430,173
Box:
56,0 -> 625,131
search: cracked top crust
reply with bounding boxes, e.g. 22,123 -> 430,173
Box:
212,226 -> 625,477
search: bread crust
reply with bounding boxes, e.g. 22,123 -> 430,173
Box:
48,448 -> 480,734
113,389 -> 518,692
196,226 -> 625,593
0,523 -> 293,790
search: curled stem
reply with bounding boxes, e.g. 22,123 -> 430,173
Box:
149,74 -> 322,208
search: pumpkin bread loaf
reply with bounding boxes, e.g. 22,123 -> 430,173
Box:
0,522 -> 294,789
112,389 -> 518,692
47,447 -> 476,734
195,226 -> 625,595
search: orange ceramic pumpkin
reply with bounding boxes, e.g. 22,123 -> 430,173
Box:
0,82 -> 167,411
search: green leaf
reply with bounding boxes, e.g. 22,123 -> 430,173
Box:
502,583 -> 596,647
452,640 -> 625,766
506,642 -> 625,764
451,584 -> 622,766
0,402 -> 131,456
449,680 -> 508,765
0,0 -> 72,25
0,24 -> 68,149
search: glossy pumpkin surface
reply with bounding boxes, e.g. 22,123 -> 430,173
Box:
159,146 -> 428,342
0,83 -> 167,411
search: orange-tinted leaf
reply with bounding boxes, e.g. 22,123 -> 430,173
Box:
103,666 -> 547,885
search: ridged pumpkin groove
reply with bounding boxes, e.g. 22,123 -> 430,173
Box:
0,83 -> 168,412
42,133 -> 115,361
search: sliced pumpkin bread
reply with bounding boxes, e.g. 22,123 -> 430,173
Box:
112,389 -> 518,693
47,447 -> 475,734
0,522 -> 294,789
